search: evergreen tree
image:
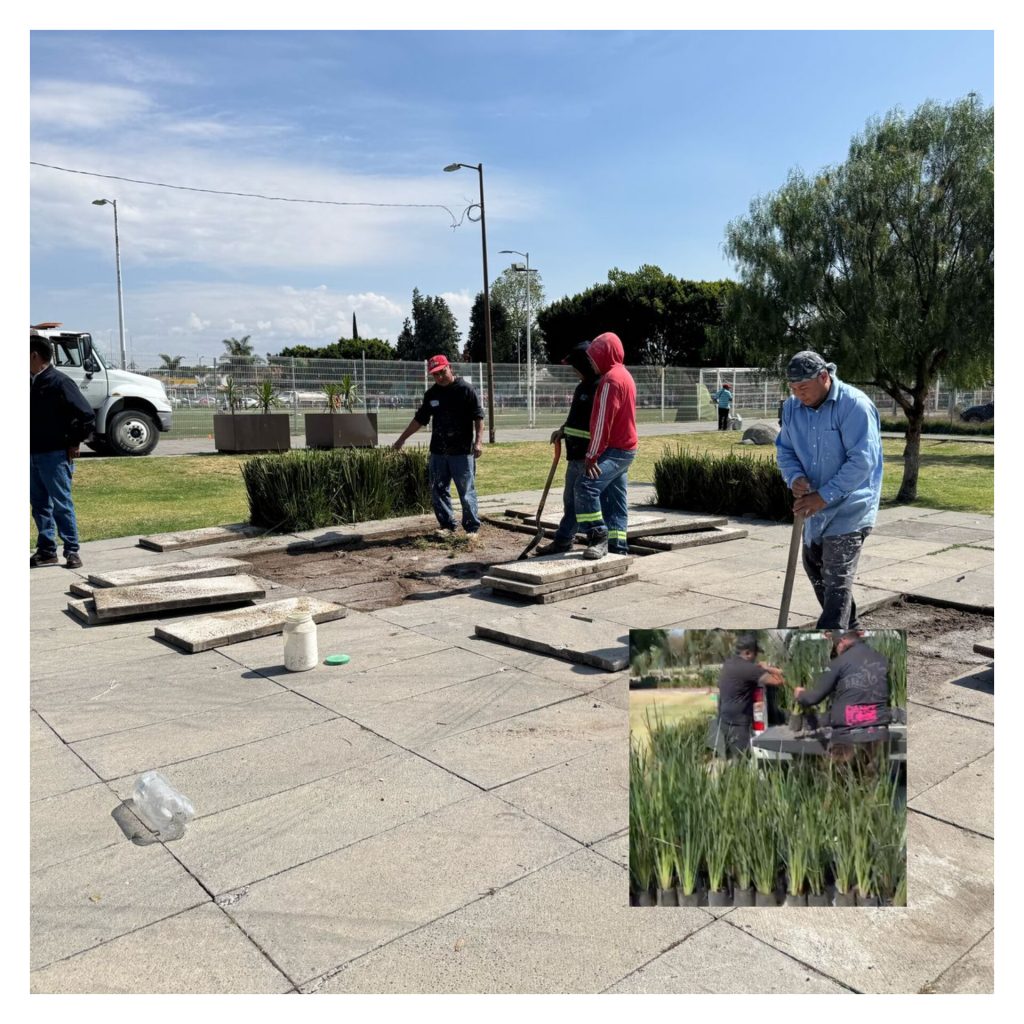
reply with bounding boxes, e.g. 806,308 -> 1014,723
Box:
463,294 -> 516,363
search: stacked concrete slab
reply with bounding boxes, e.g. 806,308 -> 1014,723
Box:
482,552 -> 638,604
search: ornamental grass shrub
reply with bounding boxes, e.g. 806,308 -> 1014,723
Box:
878,416 -> 993,436
652,446 -> 793,521
241,447 -> 431,531
629,719 -> 906,905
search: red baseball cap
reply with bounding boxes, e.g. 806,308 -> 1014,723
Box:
427,354 -> 450,373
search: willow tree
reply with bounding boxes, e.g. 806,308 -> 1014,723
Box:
724,94 -> 993,502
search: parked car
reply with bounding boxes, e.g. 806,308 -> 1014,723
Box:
960,401 -> 994,423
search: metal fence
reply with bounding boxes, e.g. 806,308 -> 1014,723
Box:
127,355 -> 994,440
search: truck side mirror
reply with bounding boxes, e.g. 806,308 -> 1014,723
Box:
80,335 -> 99,375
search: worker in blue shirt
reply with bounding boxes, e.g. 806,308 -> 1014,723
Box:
713,383 -> 733,431
776,351 -> 883,630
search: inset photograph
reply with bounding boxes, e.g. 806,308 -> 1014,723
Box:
629,627 -> 906,908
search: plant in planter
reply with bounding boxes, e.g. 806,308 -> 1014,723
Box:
773,766 -> 809,906
748,790 -> 778,907
704,781 -> 733,906
304,374 -> 378,448
803,801 -> 830,906
829,802 -> 857,907
214,377 -> 291,453
851,795 -> 879,907
629,744 -> 656,905
726,765 -> 756,906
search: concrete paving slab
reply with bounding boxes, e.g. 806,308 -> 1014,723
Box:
925,929 -> 993,993
489,572 -> 641,604
594,591 -> 739,630
32,650 -> 281,743
138,523 -> 265,551
68,690 -> 337,781
489,551 -> 632,585
493,741 -> 626,846
908,668 -> 994,724
340,668 -> 579,749
856,559 -> 974,593
908,568 -> 993,611
592,831 -> 629,870
871,521 -> 994,545
863,535 -> 968,560
88,556 -> 251,589
873,506 -> 950,525
154,595 -> 347,653
69,581 -> 95,598
475,610 -> 630,671
906,705 -> 993,800
315,848 -> 706,994
224,793 -> 579,987
29,902 -> 293,994
910,511 -> 994,529
689,568 -> 826,620
288,646 -> 555,715
92,575 -> 266,621
172,751 -> 477,895
31,782 -> 127,873
663,602 -> 804,629
30,841 -> 208,971
416,697 -> 625,790
609,918 -> 849,993
910,751 -> 994,838
482,560 -> 628,596
175,533 -> 308,560
31,712 -> 102,802
108,716 -> 397,819
913,546 -> 995,570
638,527 -> 749,549
728,812 -> 992,993
507,507 -> 667,528
589,672 -> 629,711
634,537 -> 783,578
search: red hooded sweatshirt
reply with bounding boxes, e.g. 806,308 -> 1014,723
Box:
585,332 -> 638,461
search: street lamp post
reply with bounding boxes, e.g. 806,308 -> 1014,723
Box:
92,198 -> 127,370
444,162 -> 495,444
499,249 -> 536,427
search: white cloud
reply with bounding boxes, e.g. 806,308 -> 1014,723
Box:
31,81 -> 154,130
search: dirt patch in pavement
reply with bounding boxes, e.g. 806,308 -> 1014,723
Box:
243,523 -> 535,612
861,598 -> 994,692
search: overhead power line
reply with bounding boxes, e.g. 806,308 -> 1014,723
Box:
30,160 -> 470,229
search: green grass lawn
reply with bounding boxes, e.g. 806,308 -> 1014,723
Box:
38,431 -> 993,545
629,690 -> 717,753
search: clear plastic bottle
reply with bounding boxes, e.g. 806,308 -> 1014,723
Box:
283,610 -> 318,671
132,770 -> 195,840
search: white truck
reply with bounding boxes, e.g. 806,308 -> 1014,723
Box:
30,323 -> 173,456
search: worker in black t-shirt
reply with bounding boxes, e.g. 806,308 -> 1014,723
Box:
393,354 -> 485,536
713,633 -> 786,756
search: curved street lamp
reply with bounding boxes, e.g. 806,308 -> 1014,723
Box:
499,249 -> 538,427
92,198 -> 128,370
444,162 -> 495,443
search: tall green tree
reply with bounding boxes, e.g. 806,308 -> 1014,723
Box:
352,312 -> 359,342
723,94 -> 993,502
393,288 -> 461,362
490,265 -> 547,363
277,338 -> 396,360
463,294 -> 517,363
158,353 -> 184,373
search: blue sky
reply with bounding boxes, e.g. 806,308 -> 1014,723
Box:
29,29 -> 993,365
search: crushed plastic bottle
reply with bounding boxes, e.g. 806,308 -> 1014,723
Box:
132,770 -> 195,841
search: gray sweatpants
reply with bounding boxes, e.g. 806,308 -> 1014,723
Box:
802,528 -> 871,630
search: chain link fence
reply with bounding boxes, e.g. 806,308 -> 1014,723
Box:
127,354 -> 994,440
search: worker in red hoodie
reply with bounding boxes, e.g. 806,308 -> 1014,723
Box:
574,332 -> 638,559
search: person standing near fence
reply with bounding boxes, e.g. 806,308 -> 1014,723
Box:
574,332 -> 638,559
713,382 -> 733,430
776,350 -> 883,630
392,354 -> 484,537
30,334 -> 96,569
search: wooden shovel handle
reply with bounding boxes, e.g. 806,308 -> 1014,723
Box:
778,513 -> 805,628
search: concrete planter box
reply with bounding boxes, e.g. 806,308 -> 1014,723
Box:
214,414 -> 291,453
304,412 -> 378,448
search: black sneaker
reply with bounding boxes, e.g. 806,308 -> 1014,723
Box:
30,551 -> 59,568
65,553 -> 84,570
534,538 -> 573,556
583,529 -> 609,560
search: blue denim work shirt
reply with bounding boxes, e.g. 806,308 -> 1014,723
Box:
775,376 -> 883,544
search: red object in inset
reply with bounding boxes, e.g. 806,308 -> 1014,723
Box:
752,687 -> 766,732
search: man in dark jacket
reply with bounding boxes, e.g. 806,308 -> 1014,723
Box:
712,633 -> 786,757
794,630 -> 890,759
534,341 -> 602,556
30,334 -> 96,568
392,354 -> 484,536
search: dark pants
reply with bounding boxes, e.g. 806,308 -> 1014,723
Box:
717,407 -> 730,430
802,528 -> 871,630
30,449 -> 80,556
428,453 -> 480,532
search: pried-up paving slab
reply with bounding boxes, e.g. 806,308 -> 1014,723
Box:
636,526 -> 749,550
154,597 -> 348,653
489,552 -> 632,585
91,575 -> 266,621
137,523 -> 266,552
474,611 -> 630,671
88,557 -> 251,589
507,509 -> 666,529
481,560 -> 628,595
502,572 -> 640,604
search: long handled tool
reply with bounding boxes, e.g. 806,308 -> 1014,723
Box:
777,512 -> 805,628
517,436 -> 562,560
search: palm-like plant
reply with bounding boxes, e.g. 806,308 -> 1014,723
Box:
253,379 -> 281,414
339,373 -> 361,412
322,382 -> 344,413
220,376 -> 243,417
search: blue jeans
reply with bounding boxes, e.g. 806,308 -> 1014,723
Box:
573,448 -> 635,546
429,453 -> 480,532
554,460 -> 622,547
31,449 -> 80,556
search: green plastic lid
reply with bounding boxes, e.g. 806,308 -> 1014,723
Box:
324,654 -> 350,666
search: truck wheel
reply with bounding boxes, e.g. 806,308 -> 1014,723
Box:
85,438 -> 112,455
107,410 -> 159,456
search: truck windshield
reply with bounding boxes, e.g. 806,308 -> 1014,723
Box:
50,334 -> 100,371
